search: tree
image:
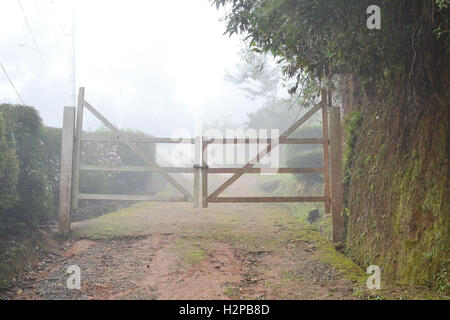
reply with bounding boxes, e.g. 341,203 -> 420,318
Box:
0,111 -> 19,220
0,104 -> 54,225
213,0 -> 448,100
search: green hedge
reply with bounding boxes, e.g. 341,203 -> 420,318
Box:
0,104 -> 161,229
0,104 -> 54,227
0,111 -> 19,215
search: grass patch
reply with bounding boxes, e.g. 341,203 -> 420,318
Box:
223,284 -> 241,299
72,202 -> 158,240
0,232 -> 40,290
173,237 -> 208,269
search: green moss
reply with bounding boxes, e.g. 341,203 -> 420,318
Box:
343,94 -> 449,294
73,202 -> 158,240
174,238 -> 207,269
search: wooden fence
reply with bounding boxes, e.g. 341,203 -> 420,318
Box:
58,87 -> 343,242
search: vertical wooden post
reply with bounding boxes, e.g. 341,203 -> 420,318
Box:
330,107 -> 344,243
201,138 -> 208,208
58,107 -> 76,235
193,136 -> 200,208
321,89 -> 331,213
71,87 -> 84,210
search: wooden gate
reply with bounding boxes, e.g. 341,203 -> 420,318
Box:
58,87 -> 343,242
58,88 -> 202,236
201,99 -> 329,207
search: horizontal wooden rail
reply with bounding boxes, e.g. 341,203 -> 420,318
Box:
81,135 -> 195,144
207,167 -> 323,174
79,165 -> 195,173
208,196 -> 326,203
78,193 -> 189,202
202,137 -> 324,144
83,100 -> 193,199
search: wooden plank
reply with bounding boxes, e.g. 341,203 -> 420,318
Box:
209,102 -> 323,199
193,136 -> 200,208
207,167 -> 323,174
83,100 -> 192,200
58,107 -> 76,235
330,107 -> 344,243
78,193 -> 187,202
202,138 -> 323,144
71,87 -> 84,210
201,138 -> 208,208
209,196 -> 326,203
79,165 -> 194,173
81,135 -> 195,144
281,138 -> 323,145
322,90 -> 331,213
280,102 -> 322,138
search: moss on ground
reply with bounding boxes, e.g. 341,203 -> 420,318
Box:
173,237 -> 208,269
72,199 -> 367,288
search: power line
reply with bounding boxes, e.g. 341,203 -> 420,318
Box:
0,62 -> 26,105
50,0 -> 70,38
16,0 -> 51,73
34,0 -> 54,42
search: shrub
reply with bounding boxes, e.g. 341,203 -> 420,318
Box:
0,104 -> 54,226
0,111 -> 19,221
286,149 -> 324,188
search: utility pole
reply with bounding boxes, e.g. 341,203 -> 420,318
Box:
69,9 -> 76,106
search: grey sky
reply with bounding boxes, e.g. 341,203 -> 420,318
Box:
0,0 -> 263,136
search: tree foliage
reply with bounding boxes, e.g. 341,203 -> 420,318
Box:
0,104 -> 54,226
0,111 -> 19,215
214,0 -> 449,100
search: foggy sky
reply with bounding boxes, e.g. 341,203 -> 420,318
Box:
0,0 -> 263,137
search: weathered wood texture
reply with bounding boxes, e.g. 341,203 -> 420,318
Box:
71,87 -> 84,210
330,107 -> 344,242
201,138 -> 208,208
321,90 -> 331,213
58,107 -> 76,235
193,136 -> 200,208
206,167 -> 323,174
209,196 -> 326,203
81,136 -> 195,144
78,194 -> 187,202
79,165 -> 195,173
203,138 -> 323,144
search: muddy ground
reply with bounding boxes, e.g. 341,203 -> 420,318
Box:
1,200 -> 438,300
1,201 -> 360,300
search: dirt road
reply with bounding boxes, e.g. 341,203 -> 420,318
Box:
4,201 -> 373,300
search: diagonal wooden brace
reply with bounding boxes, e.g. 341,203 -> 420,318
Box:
83,100 -> 193,200
208,101 -> 324,200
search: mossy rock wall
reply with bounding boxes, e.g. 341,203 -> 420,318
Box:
344,93 -> 449,294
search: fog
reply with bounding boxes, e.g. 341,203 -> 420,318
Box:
0,0 -> 264,137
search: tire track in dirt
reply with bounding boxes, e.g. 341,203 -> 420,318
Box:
5,201 -> 364,300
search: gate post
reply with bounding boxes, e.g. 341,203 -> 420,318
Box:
58,107 -> 76,235
321,89 -> 331,213
71,87 -> 84,210
193,136 -> 201,207
330,107 -> 344,243
201,138 -> 208,208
